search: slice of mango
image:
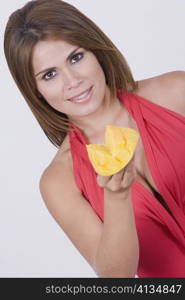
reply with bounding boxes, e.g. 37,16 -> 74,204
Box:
86,125 -> 139,176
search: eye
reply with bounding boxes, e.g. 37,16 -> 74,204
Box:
42,70 -> 57,81
71,52 -> 84,64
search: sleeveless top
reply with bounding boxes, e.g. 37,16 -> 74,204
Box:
68,89 -> 185,277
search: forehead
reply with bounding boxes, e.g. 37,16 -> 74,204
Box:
32,39 -> 77,71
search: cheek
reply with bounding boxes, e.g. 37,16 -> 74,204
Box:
94,57 -> 105,78
37,81 -> 63,103
89,61 -> 106,85
85,53 -> 106,82
94,64 -> 106,86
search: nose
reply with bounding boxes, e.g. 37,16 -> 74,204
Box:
62,67 -> 82,90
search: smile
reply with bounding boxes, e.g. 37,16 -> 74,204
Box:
67,86 -> 93,103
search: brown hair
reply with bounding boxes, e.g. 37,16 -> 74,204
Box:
4,0 -> 138,148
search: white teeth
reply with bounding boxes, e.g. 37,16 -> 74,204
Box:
69,88 -> 90,101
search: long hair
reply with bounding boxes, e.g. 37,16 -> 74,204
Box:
4,0 -> 138,148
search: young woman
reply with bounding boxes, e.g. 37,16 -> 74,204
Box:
4,0 -> 185,277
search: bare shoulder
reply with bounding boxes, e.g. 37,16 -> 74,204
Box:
136,70 -> 185,116
50,133 -> 71,164
40,133 -> 77,194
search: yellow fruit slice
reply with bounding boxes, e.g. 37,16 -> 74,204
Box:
86,125 -> 139,176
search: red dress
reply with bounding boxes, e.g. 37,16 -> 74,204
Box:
69,89 -> 185,277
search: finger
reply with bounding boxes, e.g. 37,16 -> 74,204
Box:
104,167 -> 126,192
127,154 -> 135,166
121,163 -> 136,190
97,174 -> 112,187
108,167 -> 124,184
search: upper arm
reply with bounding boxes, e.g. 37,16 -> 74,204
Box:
39,159 -> 103,272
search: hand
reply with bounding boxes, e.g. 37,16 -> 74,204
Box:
96,155 -> 136,194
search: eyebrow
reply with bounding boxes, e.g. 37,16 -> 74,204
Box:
34,46 -> 80,77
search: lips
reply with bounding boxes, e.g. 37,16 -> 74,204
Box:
67,86 -> 92,102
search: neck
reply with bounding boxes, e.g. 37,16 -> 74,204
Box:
69,87 -> 130,142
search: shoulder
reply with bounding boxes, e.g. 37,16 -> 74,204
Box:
136,70 -> 185,116
40,149 -> 70,188
50,133 -> 71,165
39,145 -> 81,207
39,133 -> 74,193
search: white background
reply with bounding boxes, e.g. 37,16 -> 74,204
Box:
1,0 -> 185,277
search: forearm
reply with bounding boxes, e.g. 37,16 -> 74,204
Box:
93,189 -> 139,277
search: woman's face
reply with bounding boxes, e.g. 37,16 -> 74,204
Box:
32,39 -> 107,119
